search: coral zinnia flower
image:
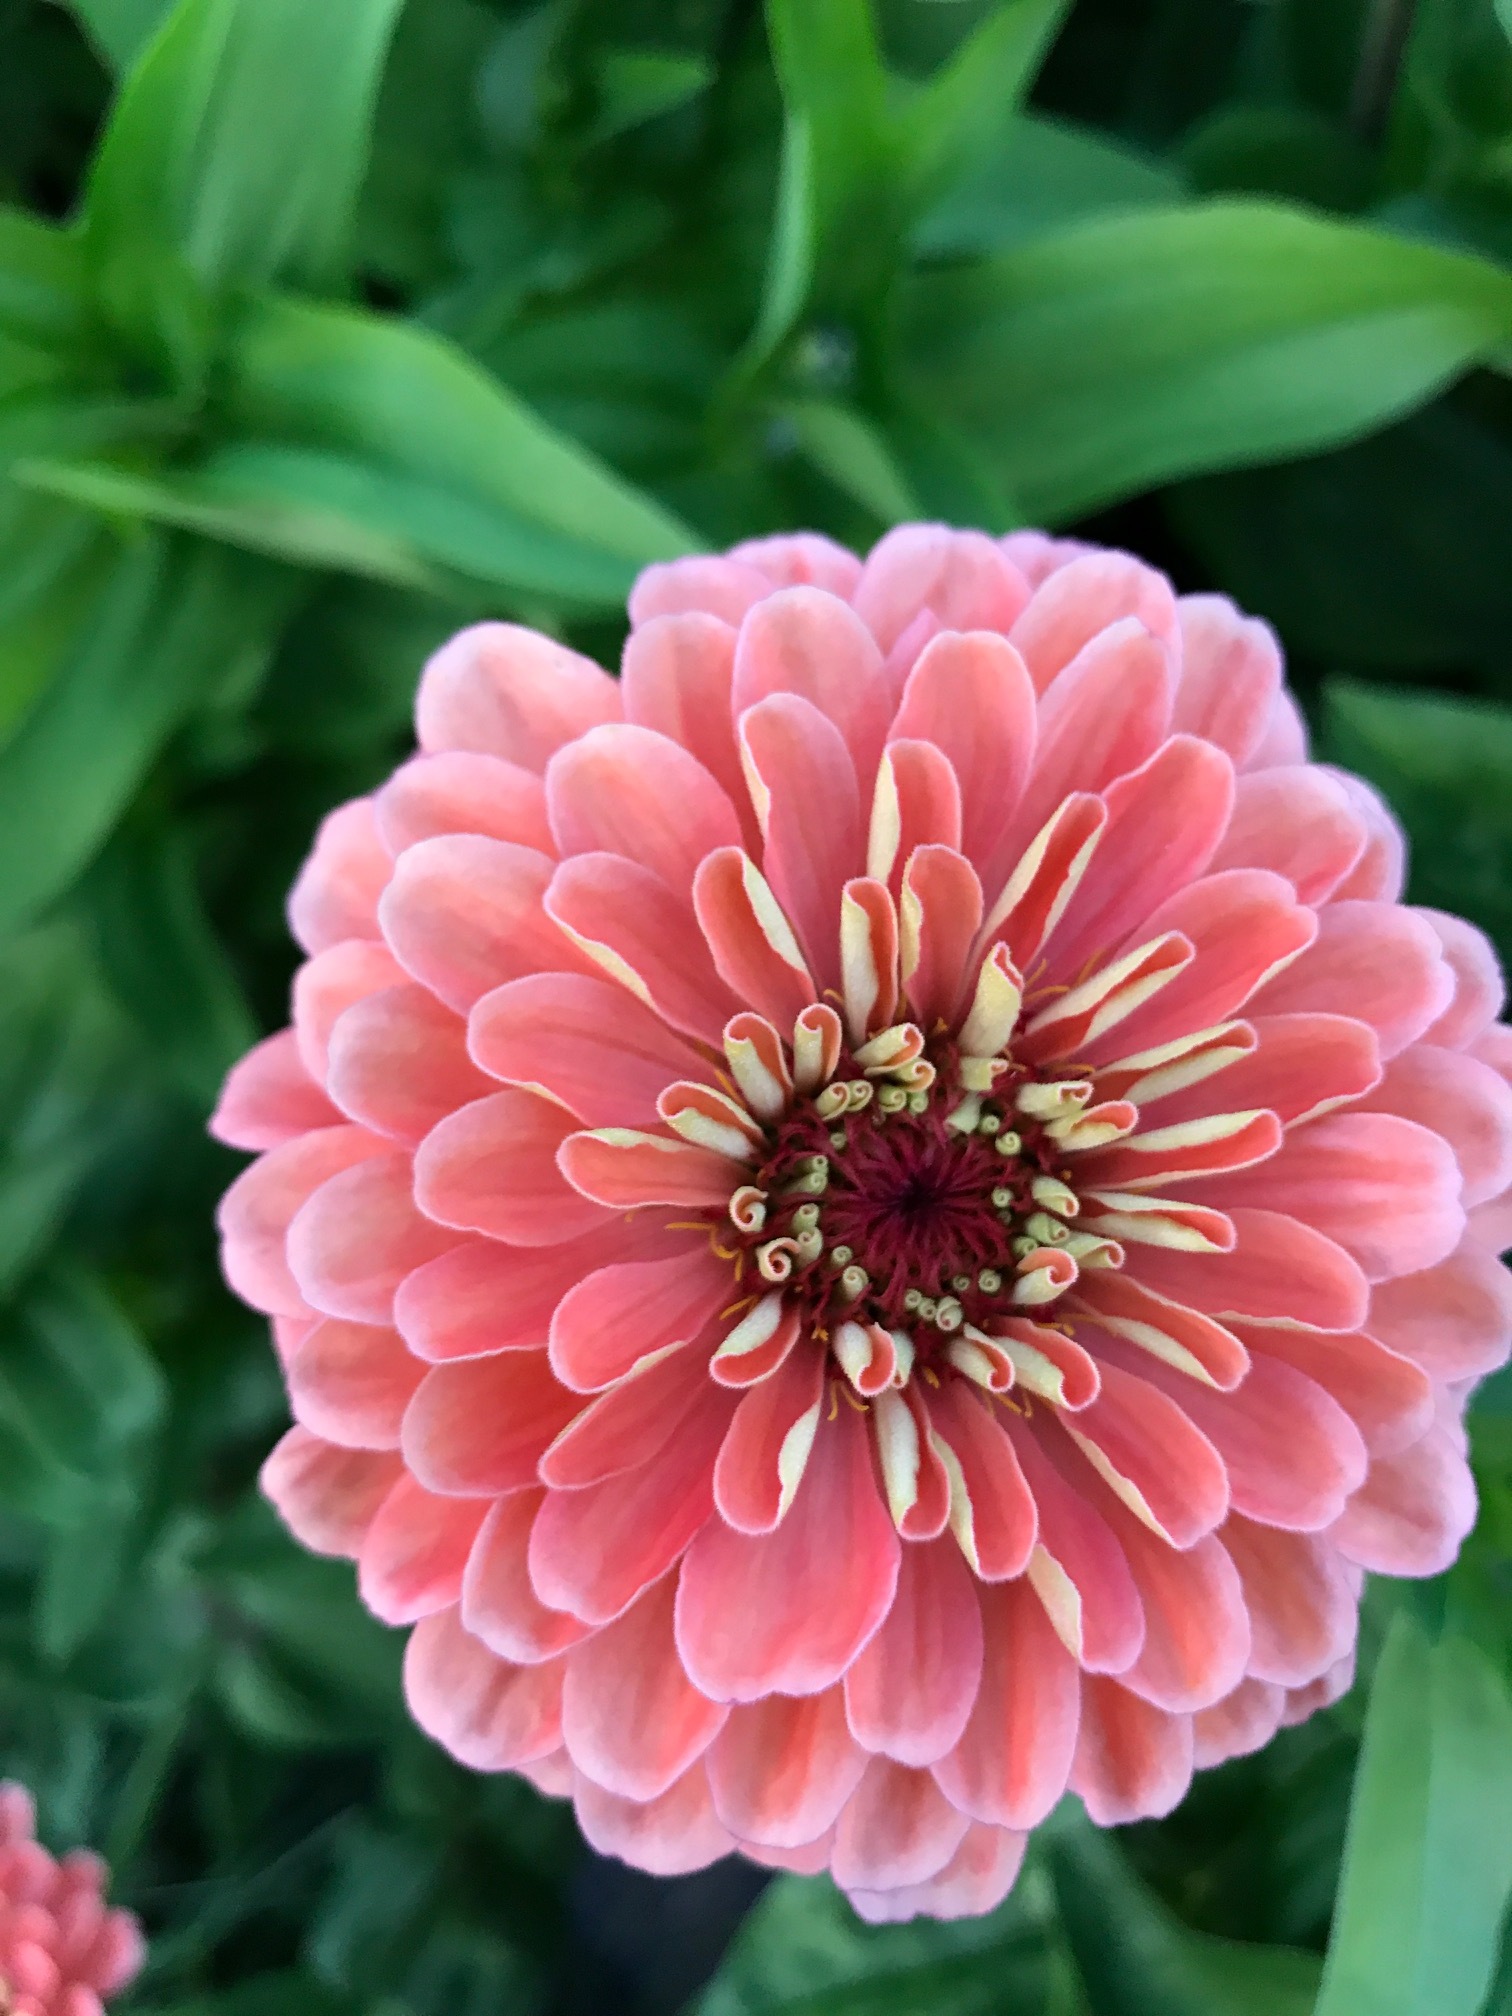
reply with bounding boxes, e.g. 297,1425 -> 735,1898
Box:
214,525 -> 1512,1922
0,1782 -> 143,2014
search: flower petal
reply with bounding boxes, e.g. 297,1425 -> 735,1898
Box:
288,1150 -> 456,1323
1252,900 -> 1454,1059
287,1317 -> 423,1450
210,1028 -> 341,1150
549,1247 -> 732,1392
462,1488 -> 591,1663
404,1606 -> 564,1767
713,1345 -> 826,1533
733,584 -> 891,778
548,851 -> 741,1045
375,749 -> 553,854
1011,1424 -> 1145,1675
843,1535 -> 985,1767
739,692 -> 863,989
261,1427 -> 401,1559
1367,1238 -> 1512,1380
620,613 -> 751,843
1071,1680 -> 1193,1825
1171,595 -> 1281,765
379,835 -> 568,1015
1222,1518 -> 1357,1688
469,971 -> 697,1127
676,1401 -> 901,1699
573,1764 -> 736,1877
359,1474 -> 489,1624
563,1575 -> 728,1801
1210,767 -> 1366,903
706,1689 -> 868,1848
1355,1042 -> 1512,1208
832,1759 -> 971,1893
218,1126 -> 387,1317
415,621 -> 619,769
288,798 -> 388,953
855,524 -> 1030,654
327,983 -> 492,1143
402,1351 -> 582,1495
1009,550 -> 1178,696
1329,1424 -> 1477,1578
1132,1206 -> 1369,1332
415,1090 -> 605,1244
546,722 -> 741,892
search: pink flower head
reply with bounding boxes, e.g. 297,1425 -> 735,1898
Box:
214,523 -> 1512,1923
0,1783 -> 144,2015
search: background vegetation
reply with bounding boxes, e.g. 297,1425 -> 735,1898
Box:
4,0 -> 1512,2009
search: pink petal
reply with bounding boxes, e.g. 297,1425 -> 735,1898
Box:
218,1126 -> 387,1316
541,1345 -> 714,1489
1013,619 -> 1175,850
1080,1109 -> 1281,1193
549,851 -> 742,1045
933,1576 -> 1080,1830
927,1382 -> 1037,1579
1419,908 -> 1506,1048
546,722 -> 741,891
1171,595 -> 1281,765
326,983 -> 492,1142
1210,767 -> 1366,904
1060,1361 -> 1229,1550
1132,1206 -> 1369,1332
549,1247 -> 732,1392
620,613 -> 753,848
714,1345 -> 826,1533
1252,899 -> 1455,1059
573,1763 -> 735,1876
1009,550 -> 1179,696
469,971 -> 696,1127
889,630 -> 1036,898
1046,738 -> 1236,983
529,1383 -> 733,1624
404,1606 -> 564,1766
288,798 -> 388,953
629,556 -> 771,627
563,1575 -> 729,1800
261,1427 -> 401,1558
732,531 -> 863,596
1355,1043 -> 1512,1208
1141,1350 -> 1367,1532
847,1821 -> 1026,1925
414,1089 -> 606,1244
843,1535 -> 985,1766
1222,1518 -> 1357,1688
901,846 -> 983,1029
1244,1324 -> 1432,1459
557,1127 -> 743,1215
1000,529 -> 1089,585
292,935 -> 415,1080
676,1401 -> 901,1699
1071,1679 -> 1193,1824
869,739 -> 963,886
1101,1503 -> 1250,1713
732,585 -> 891,781
1249,688 -> 1310,769
462,1488 -> 590,1662
1072,1271 -> 1248,1391
1211,1112 -> 1464,1281
738,692 -> 863,989
978,793 -> 1106,972
1326,769 -> 1405,902
1192,1679 -> 1287,1769
1086,870 -> 1312,1060
396,1225 -> 670,1362
1158,1013 -> 1380,1131
854,524 -> 1031,654
1368,1238 -> 1512,1380
288,1150 -> 456,1322
693,847 -> 817,1028
358,1474 -> 489,1623
378,835 -> 567,1014
401,1350 -> 582,1495
831,1759 -> 971,1892
1010,1424 -> 1146,1675
1329,1424 -> 1478,1577
288,1317 -> 424,1450
374,749 -> 553,854
706,1688 -> 868,1848
210,1028 -> 340,1149
415,621 -> 619,770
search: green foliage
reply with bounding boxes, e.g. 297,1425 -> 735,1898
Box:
0,0 -> 1511,2008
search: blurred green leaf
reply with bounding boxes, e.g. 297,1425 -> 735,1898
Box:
0,207 -> 95,376
222,293 -> 695,585
138,1976 -> 362,2016
1323,676 -> 1512,957
65,0 -> 174,73
1046,1817 -> 1322,2016
915,112 -> 1181,256
902,199 -> 1512,520
0,532 -> 286,935
0,497 -> 114,743
591,48 -> 713,145
84,0 -> 407,371
778,398 -> 921,521
692,1866 -> 1058,2015
1314,1613 -> 1512,2016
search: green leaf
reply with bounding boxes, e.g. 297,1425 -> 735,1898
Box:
1314,1613 -> 1512,2016
0,1264 -> 166,1524
897,0 -> 1073,220
591,48 -> 713,145
0,532 -> 288,935
747,0 -> 895,365
915,113 -> 1181,257
80,818 -> 258,1105
778,399 -> 921,522
1323,677 -> 1512,959
0,208 -> 96,369
1046,1818 -> 1322,2016
222,294 -> 695,581
900,199 -> 1512,521
84,0 -> 408,368
65,0 -> 175,72
0,496 -> 115,746
691,1867 -> 1056,2015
